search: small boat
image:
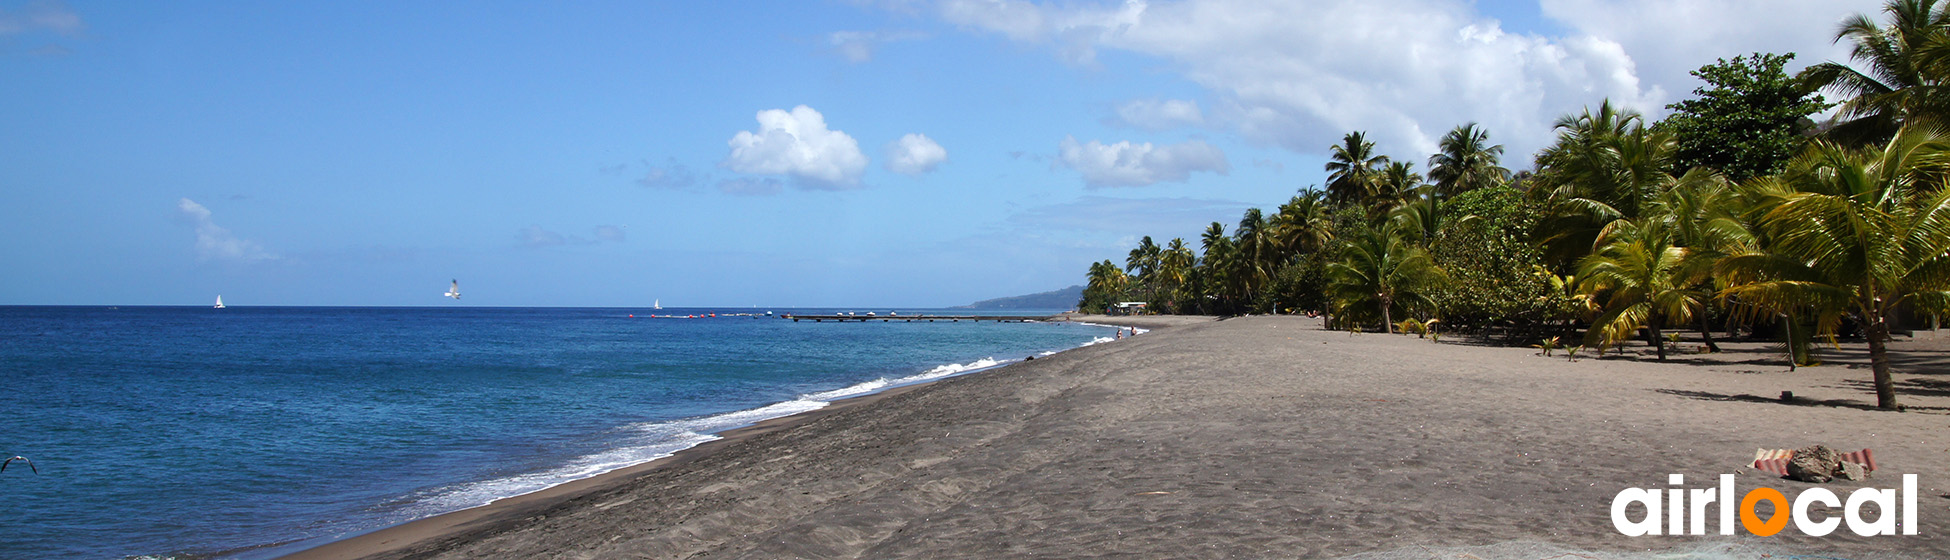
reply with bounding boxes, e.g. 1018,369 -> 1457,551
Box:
653,299 -> 661,310
214,295 -> 225,309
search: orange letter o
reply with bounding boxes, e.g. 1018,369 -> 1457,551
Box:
1740,488 -> 1790,536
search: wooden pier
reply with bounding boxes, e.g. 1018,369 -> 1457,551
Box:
784,314 -> 1051,323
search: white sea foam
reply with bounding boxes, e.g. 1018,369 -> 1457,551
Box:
395,356 -> 1018,522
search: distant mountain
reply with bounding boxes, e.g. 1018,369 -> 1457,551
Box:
953,285 -> 1083,310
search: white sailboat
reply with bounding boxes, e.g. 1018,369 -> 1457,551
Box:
214,295 -> 225,309
444,279 -> 461,300
653,299 -> 661,310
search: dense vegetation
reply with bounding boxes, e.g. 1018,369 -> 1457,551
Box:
1079,0 -> 1950,410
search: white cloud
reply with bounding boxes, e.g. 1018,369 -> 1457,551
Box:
176,198 -> 277,262
521,225 -> 626,247
636,161 -> 698,189
1009,195 -> 1253,235
1540,0 -> 1880,104
717,177 -> 785,196
883,133 -> 948,175
827,30 -> 928,62
520,225 -> 567,247
904,0 -> 1882,163
1111,98 -> 1206,130
593,225 -> 627,242
1057,136 -> 1230,188
0,1 -> 82,36
723,105 -> 870,189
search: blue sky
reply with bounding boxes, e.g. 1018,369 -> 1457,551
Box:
1,0 -> 1882,306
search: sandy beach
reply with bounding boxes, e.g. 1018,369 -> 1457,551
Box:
286,315 -> 1949,559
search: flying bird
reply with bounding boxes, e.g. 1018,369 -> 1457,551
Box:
444,279 -> 461,300
3,456 -> 36,475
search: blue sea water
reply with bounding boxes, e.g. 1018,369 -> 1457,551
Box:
0,306 -> 1113,559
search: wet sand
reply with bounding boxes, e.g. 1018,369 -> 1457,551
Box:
286,315 -> 1949,559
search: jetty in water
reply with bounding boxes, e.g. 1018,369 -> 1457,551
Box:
784,314 -> 1051,323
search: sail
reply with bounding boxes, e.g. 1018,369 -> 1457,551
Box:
214,295 -> 225,309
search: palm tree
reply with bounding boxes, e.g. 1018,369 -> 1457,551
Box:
1200,222 -> 1240,313
1427,123 -> 1510,197
1235,208 -> 1276,298
1325,223 -> 1447,333
1531,101 -> 1680,263
1325,131 -> 1390,208
1371,161 -> 1424,218
1271,189 -> 1335,256
1157,238 -> 1197,312
1576,218 -> 1706,361
1798,0 -> 1950,145
1081,260 -> 1130,312
1718,126 -> 1950,409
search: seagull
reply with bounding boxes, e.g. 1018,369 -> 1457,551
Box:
2,456 -> 36,475
444,279 -> 461,300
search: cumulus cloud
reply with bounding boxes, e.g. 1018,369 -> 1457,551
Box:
717,177 -> 785,196
1111,98 -> 1206,130
828,30 -> 928,62
1540,0 -> 1878,102
883,133 -> 948,175
1057,136 -> 1230,188
176,198 -> 277,262
723,105 -> 869,189
900,0 -> 1876,161
0,0 -> 83,36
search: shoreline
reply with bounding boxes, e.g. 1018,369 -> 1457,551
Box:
275,316 -> 1176,560
286,315 -> 1946,558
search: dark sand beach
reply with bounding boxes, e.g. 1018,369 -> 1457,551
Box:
287,315 -> 1949,559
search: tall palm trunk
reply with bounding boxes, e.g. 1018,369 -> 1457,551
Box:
1645,316 -> 1666,360
1865,313 -> 1898,409
1696,315 -> 1721,353
1380,294 -> 1393,334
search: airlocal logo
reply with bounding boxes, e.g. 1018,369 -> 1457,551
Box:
1612,474 -> 1919,536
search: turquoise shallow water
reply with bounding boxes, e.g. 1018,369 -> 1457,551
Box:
0,306 -> 1110,559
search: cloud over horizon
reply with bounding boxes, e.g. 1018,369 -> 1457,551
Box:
1057,136 -> 1229,188
176,198 -> 278,263
723,105 -> 870,190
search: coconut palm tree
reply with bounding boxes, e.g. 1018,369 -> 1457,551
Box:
1271,189 -> 1335,257
1718,126 -> 1950,409
1531,102 -> 1680,263
1326,223 -> 1447,333
1370,161 -> 1424,218
1235,208 -> 1277,297
1157,238 -> 1197,312
1200,222 -> 1240,313
1081,260 -> 1130,312
1576,218 -> 1706,361
1325,131 -> 1390,208
1427,123 -> 1510,197
1799,0 -> 1950,145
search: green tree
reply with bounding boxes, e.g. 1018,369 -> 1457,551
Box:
1427,123 -> 1510,197
1661,53 -> 1829,181
1426,185 -> 1560,329
1577,218 -> 1707,361
1326,223 -> 1447,333
1531,101 -> 1679,264
1325,131 -> 1389,208
1719,127 -> 1950,409
1080,260 -> 1129,312
1799,0 -> 1950,145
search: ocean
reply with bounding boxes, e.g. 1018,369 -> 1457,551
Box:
0,306 -> 1115,559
